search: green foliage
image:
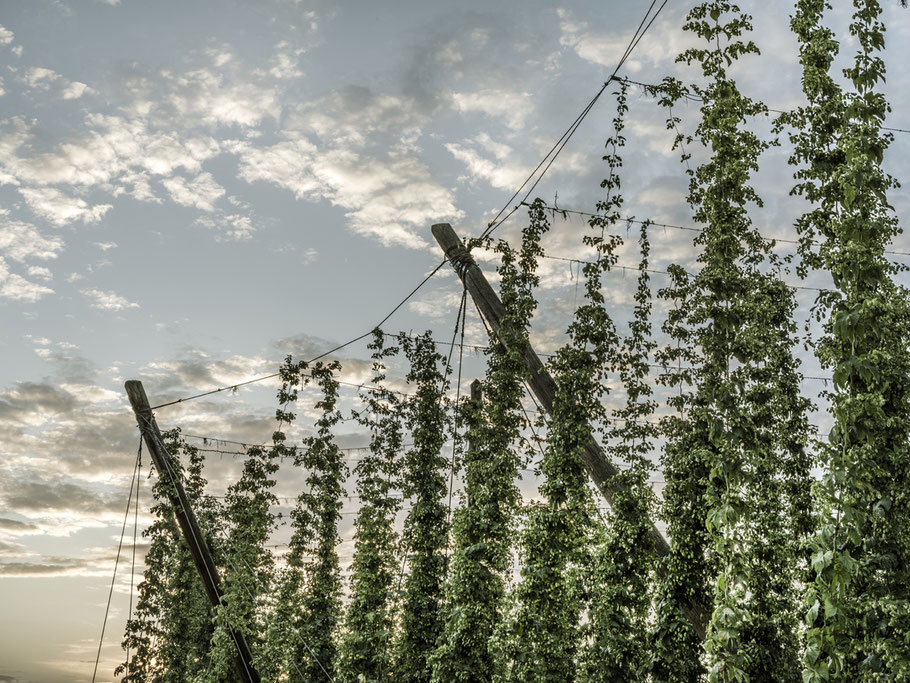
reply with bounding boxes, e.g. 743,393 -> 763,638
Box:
338,331 -> 404,683
260,356 -> 308,680
395,332 -> 451,683
577,81 -> 658,683
292,360 -> 348,681
787,0 -> 910,678
653,3 -> 813,681
583,223 -> 659,683
117,5 -> 910,681
203,383 -> 284,680
431,200 -> 547,683
503,140 -> 623,680
118,430 -> 223,681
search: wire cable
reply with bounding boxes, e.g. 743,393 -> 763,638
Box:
524,199 -> 910,259
480,0 -> 671,241
151,258 -> 448,410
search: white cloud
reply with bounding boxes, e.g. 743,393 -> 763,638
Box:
0,257 -> 54,302
61,81 -> 91,99
0,115 -> 221,193
23,67 -> 61,89
161,171 -> 225,212
235,136 -> 461,248
558,9 -> 689,73
288,87 -> 425,146
268,41 -> 305,79
26,266 -> 53,281
408,290 -> 464,318
0,215 -> 64,261
445,136 -> 528,191
126,66 -> 281,128
452,89 -> 533,131
195,211 -> 257,241
0,25 -> 13,45
80,288 -> 138,310
17,186 -> 111,226
60,383 -> 120,403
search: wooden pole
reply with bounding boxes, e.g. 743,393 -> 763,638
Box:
431,223 -> 707,637
465,379 -> 482,510
125,380 -> 261,683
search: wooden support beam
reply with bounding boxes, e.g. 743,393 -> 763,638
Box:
431,223 -> 707,637
125,380 -> 262,683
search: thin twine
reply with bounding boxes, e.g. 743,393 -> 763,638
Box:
125,440 -> 142,677
91,438 -> 141,683
445,288 -> 469,550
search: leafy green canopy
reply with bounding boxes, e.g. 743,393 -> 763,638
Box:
339,331 -> 405,683
431,200 -> 546,683
118,430 -> 223,682
652,3 -> 812,681
394,332 -> 451,683
788,0 -> 910,678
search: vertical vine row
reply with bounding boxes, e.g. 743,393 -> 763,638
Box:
654,3 -> 812,680
339,331 -> 405,682
395,332 -> 451,683
431,200 -> 546,682
788,0 -> 910,678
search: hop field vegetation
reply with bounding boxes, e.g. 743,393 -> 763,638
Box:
118,2 -> 910,681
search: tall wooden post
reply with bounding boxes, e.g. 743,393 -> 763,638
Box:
465,379 -> 482,510
431,223 -> 706,637
125,380 -> 262,683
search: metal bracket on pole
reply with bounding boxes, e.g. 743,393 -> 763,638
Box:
431,223 -> 706,637
125,380 -> 262,683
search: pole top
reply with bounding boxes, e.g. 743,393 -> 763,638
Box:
431,223 -> 475,278
125,380 -> 152,419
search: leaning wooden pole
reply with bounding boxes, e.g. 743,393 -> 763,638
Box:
431,223 -> 706,637
125,380 -> 262,683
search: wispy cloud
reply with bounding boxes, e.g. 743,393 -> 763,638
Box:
161,171 -> 225,212
80,288 -> 139,311
0,257 -> 54,302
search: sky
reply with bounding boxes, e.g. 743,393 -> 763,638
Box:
2,1 -> 910,681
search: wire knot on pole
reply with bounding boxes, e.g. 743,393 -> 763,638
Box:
444,242 -> 476,279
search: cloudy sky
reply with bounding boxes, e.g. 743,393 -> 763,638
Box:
2,1 -> 910,681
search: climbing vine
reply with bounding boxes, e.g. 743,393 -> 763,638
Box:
788,0 -> 910,678
395,332 -> 451,683
117,430 -> 223,682
652,3 -> 813,680
203,405 -> 281,680
338,331 -> 405,682
503,85 -> 626,677
584,221 -> 659,683
431,199 -> 546,682
292,360 -> 347,681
